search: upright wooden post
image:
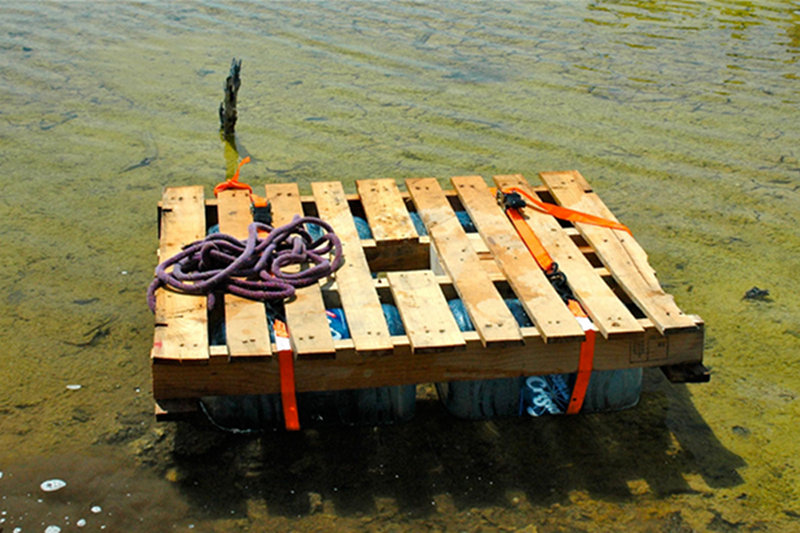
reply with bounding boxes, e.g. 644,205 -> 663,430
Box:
219,58 -> 242,139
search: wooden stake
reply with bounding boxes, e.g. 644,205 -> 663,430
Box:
219,58 -> 242,138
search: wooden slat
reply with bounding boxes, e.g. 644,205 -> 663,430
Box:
152,186 -> 209,363
356,179 -> 418,242
494,175 -> 643,339
311,181 -> 392,353
152,320 -> 704,398
387,270 -> 466,352
539,170 -> 698,334
216,189 -> 271,358
451,176 -> 584,343
406,178 -> 521,346
266,183 -> 337,357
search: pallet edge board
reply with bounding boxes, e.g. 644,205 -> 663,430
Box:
150,322 -> 704,399
152,185 -> 209,363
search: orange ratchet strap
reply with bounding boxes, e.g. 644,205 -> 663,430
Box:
499,187 -> 611,414
273,318 -> 300,431
564,302 -> 597,415
214,156 -> 253,196
213,156 -> 270,217
506,207 -> 555,273
505,186 -> 631,236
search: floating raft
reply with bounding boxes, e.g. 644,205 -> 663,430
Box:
151,171 -> 705,418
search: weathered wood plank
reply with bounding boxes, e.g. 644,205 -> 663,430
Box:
406,178 -> 521,346
152,320 -> 703,398
356,178 -> 418,242
266,183 -> 337,357
493,175 -> 643,339
312,181 -> 392,353
152,186 -> 209,363
387,270 -> 466,352
451,175 -> 584,343
539,170 -> 698,334
216,189 -> 271,358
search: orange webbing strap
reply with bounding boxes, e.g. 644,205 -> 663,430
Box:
565,302 -> 597,414
505,207 -> 555,273
213,156 -> 253,196
500,194 -> 599,415
273,318 -> 300,431
505,186 -> 632,236
251,193 -> 268,208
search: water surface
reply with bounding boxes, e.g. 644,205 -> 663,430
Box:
1,1 -> 798,531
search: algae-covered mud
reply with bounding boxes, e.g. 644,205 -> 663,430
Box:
1,1 -> 798,531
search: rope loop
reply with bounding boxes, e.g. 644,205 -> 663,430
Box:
147,215 -> 343,312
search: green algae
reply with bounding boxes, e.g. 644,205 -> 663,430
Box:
0,1 -> 798,531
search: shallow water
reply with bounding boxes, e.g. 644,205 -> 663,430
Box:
1,1 -> 798,531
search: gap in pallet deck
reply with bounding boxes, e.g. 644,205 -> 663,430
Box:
207,291 -> 225,347
204,201 -> 219,232
319,284 -> 342,310
301,198 -> 319,218
347,196 -> 369,221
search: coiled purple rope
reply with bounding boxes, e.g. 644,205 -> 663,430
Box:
147,215 -> 343,312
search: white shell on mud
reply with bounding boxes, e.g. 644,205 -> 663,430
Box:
44,526 -> 62,533
40,479 -> 67,492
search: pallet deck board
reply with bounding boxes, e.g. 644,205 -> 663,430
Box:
406,177 -> 522,346
216,189 -> 272,358
387,270 -> 466,352
152,186 -> 209,364
151,173 -> 705,402
311,181 -> 393,353
265,183 -> 337,357
539,170 -> 698,334
356,178 -> 418,243
451,175 -> 585,343
494,175 -> 644,340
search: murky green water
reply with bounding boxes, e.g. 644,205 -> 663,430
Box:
1,1 -> 798,531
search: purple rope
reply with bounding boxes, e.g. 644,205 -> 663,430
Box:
147,215 -> 343,312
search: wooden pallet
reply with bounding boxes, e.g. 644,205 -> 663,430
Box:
151,171 -> 704,412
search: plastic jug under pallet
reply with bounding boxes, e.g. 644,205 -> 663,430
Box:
436,298 -> 643,420
203,304 -> 415,430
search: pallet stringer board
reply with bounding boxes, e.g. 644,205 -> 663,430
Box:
151,316 -> 704,399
